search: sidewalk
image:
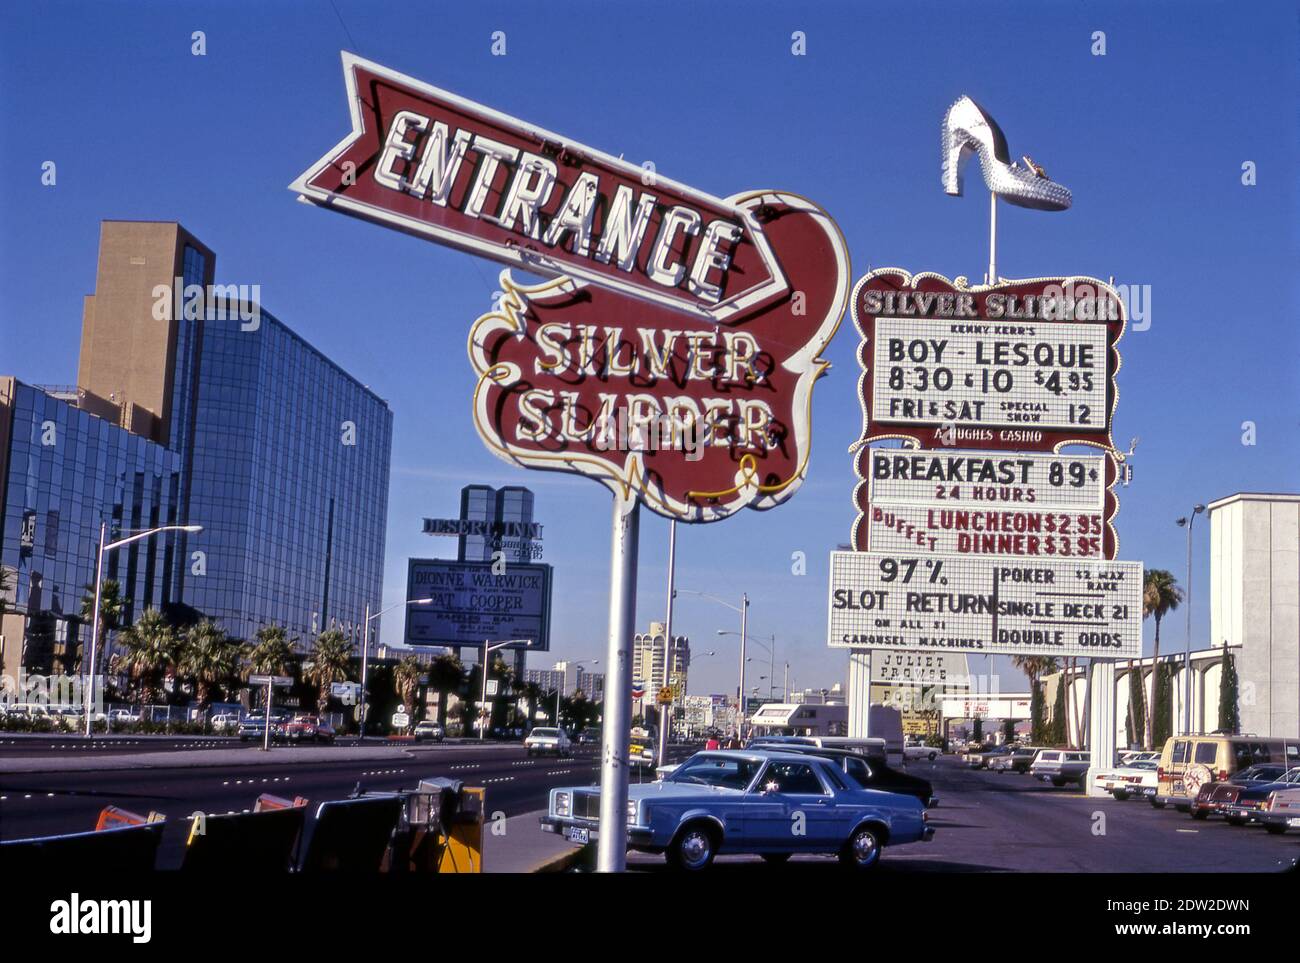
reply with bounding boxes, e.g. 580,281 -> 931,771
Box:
0,743 -> 425,773
483,809 -> 588,873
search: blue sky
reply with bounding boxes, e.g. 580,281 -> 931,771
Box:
2,0 -> 1297,696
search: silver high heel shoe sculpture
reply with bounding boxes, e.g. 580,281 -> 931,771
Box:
942,95 -> 1072,211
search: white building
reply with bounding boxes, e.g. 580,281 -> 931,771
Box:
1209,493 -> 1299,738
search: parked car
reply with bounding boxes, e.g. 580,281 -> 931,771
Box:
1258,783 -> 1300,835
1120,750 -> 1160,766
413,720 -> 444,742
1153,735 -> 1299,810
748,735 -> 889,768
210,713 -> 240,733
904,743 -> 939,762
524,727 -> 571,757
1188,764 -> 1293,821
237,712 -> 289,742
989,746 -> 1041,773
968,745 -> 1016,770
1218,767 -> 1300,826
109,708 -> 141,724
762,743 -> 936,807
279,715 -> 335,743
541,749 -> 934,870
1094,760 -> 1159,800
1029,750 -> 1091,787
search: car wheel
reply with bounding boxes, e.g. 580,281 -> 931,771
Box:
928,752 -> 937,761
667,823 -> 717,871
1150,798 -> 1166,809
1190,809 -> 1208,820
760,853 -> 792,865
839,825 -> 883,870
1051,778 -> 1066,787
1112,790 -> 1129,801
1226,816 -> 1247,826
1264,823 -> 1287,835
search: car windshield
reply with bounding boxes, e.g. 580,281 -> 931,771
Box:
532,728 -> 559,737
669,755 -> 762,790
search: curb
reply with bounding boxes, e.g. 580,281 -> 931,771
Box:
530,841 -> 596,873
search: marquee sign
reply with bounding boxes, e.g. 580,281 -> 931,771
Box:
851,269 -> 1125,453
827,551 -> 1142,658
405,558 -> 552,651
871,650 -> 971,687
856,448 -> 1118,558
294,53 -> 850,524
467,191 -> 849,521
291,54 -> 789,324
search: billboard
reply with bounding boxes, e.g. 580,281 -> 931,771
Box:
871,650 -> 971,687
827,551 -> 1142,658
404,558 -> 552,651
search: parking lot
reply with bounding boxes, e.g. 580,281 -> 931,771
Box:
625,756 -> 1299,872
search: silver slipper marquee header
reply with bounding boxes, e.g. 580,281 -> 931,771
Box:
290,53 -> 789,323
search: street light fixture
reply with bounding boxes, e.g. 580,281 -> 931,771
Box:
358,597 -> 434,740
676,588 -> 749,738
1176,505 -> 1206,735
479,638 -> 532,740
719,629 -> 777,701
84,522 -> 203,736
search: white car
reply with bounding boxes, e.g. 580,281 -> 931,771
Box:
904,743 -> 940,762
109,709 -> 141,724
524,727 -> 571,757
210,713 -> 240,733
414,720 -> 444,742
1094,760 -> 1159,799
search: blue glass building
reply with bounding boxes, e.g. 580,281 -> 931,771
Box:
0,221 -> 392,679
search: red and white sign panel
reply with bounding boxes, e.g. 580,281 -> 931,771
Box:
468,191 -> 850,522
851,269 -> 1125,453
827,551 -> 1142,658
856,448 -> 1117,559
291,53 -> 789,323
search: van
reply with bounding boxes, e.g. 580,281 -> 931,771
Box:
1153,735 -> 1300,810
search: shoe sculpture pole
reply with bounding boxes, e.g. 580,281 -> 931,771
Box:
942,95 -> 1072,281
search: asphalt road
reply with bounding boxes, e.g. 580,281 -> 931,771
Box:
623,756 -> 1300,873
0,739 -> 682,868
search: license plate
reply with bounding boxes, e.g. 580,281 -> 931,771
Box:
564,826 -> 589,844
1288,817 -> 1300,827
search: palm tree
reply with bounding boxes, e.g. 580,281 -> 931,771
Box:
80,578 -> 126,672
487,655 -> 515,732
393,656 -> 423,732
427,653 -> 465,729
179,621 -> 239,707
1143,569 -> 1183,749
1012,655 -> 1057,743
245,624 -> 296,677
303,629 -> 352,715
114,608 -> 179,706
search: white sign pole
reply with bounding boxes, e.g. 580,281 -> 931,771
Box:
848,650 -> 872,738
597,496 -> 640,873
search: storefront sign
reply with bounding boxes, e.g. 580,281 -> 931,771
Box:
827,551 -> 1142,658
405,558 -> 552,650
851,270 -> 1125,453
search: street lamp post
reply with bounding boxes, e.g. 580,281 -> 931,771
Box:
480,638 -> 531,740
1176,505 -> 1205,735
84,522 -> 203,737
675,588 -> 750,740
358,597 -> 434,740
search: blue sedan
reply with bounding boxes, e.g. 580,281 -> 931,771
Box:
540,749 -> 934,870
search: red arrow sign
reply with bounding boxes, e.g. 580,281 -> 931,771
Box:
291,53 -> 789,324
